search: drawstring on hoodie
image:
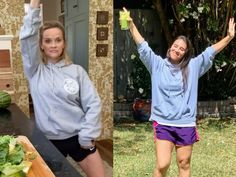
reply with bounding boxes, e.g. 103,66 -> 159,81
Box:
165,59 -> 184,98
48,59 -> 69,95
48,61 -> 64,94
49,63 -> 55,94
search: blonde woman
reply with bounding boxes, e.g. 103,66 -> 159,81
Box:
20,1 -> 105,176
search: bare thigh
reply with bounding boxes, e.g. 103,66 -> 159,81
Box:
78,149 -> 105,177
155,139 -> 175,169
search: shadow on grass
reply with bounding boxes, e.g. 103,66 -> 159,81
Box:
114,118 -> 153,156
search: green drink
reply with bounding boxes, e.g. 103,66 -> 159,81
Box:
119,10 -> 130,30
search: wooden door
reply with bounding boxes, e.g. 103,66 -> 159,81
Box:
64,0 -> 89,71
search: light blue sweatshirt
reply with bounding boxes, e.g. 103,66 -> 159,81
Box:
137,41 -> 216,127
19,7 -> 101,147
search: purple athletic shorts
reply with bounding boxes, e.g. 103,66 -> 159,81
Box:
153,121 -> 199,146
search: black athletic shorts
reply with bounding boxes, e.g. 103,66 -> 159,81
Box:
50,135 -> 96,162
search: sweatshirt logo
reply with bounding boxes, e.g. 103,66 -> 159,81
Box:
63,78 -> 79,94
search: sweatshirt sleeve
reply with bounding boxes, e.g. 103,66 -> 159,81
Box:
191,46 -> 216,77
77,67 -> 102,147
137,41 -> 163,74
19,7 -> 41,79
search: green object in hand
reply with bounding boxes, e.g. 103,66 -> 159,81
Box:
119,11 -> 130,30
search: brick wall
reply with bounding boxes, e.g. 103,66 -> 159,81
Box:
114,98 -> 236,121
114,102 -> 133,122
197,98 -> 236,118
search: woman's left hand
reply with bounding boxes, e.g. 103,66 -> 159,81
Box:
228,18 -> 235,39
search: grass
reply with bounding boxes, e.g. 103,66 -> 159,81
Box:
113,118 -> 236,177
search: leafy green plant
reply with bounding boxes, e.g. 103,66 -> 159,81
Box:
115,0 -> 236,100
0,135 -> 32,176
169,0 -> 236,100
128,53 -> 151,99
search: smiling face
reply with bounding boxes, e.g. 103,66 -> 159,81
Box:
168,39 -> 187,64
41,27 -> 65,63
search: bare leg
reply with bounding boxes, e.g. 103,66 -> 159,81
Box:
153,139 -> 175,177
78,149 -> 105,177
175,145 -> 193,177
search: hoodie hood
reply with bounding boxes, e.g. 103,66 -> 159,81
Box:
164,58 -> 182,76
46,58 -> 67,68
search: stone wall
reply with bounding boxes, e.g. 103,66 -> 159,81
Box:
197,98 -> 236,118
114,99 -> 236,121
88,1 -> 113,140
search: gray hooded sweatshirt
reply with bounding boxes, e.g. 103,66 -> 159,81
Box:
19,7 -> 101,147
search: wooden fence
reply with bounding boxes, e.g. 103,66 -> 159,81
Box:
113,9 -> 166,102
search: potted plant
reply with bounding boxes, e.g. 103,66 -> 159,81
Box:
128,53 -> 151,121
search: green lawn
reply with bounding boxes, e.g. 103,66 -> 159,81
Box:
114,118 -> 236,177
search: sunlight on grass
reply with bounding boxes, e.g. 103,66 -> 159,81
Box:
114,118 -> 236,177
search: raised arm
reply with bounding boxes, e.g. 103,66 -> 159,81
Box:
121,7 -> 145,44
19,0 -> 42,79
121,8 -> 163,73
212,18 -> 235,54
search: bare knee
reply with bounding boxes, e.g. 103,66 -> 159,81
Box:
158,161 -> 171,173
153,139 -> 174,177
176,145 -> 192,176
178,158 -> 191,170
153,162 -> 171,177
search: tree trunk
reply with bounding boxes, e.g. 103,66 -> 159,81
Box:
152,0 -> 173,45
222,0 -> 234,38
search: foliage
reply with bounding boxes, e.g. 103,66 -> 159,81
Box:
161,0 -> 236,100
198,47 -> 236,100
115,0 -> 236,101
0,135 -> 25,176
114,9 -> 159,101
128,53 -> 151,99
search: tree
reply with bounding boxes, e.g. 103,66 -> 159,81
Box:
114,0 -> 236,100
152,0 -> 173,45
153,0 -> 236,100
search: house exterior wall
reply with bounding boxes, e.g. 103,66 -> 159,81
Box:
89,1 -> 113,140
0,0 -> 29,116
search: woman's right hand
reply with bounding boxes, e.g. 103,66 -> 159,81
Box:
122,7 -> 133,22
227,18 -> 235,39
121,7 -> 145,44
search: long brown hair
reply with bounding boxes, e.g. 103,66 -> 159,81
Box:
166,35 -> 193,91
39,21 -> 72,65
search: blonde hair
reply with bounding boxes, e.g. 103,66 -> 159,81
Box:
39,20 -> 72,65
